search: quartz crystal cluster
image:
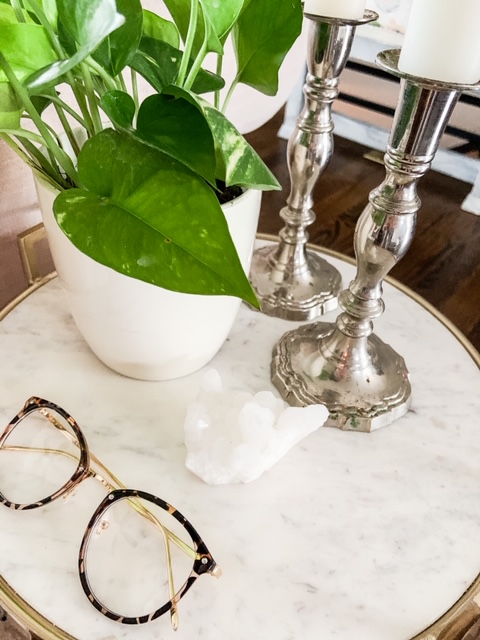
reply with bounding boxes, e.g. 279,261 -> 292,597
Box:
184,369 -> 329,484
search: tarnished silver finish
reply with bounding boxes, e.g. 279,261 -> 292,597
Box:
272,49 -> 471,431
250,11 -> 378,321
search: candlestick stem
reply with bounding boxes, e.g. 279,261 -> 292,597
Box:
271,50 -> 471,432
249,11 -> 377,321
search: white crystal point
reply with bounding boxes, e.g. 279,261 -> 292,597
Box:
184,369 -> 329,485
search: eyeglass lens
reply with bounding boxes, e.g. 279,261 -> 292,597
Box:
0,407 -> 81,506
83,494 -> 197,619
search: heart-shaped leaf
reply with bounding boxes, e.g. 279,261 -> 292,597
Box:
53,129 -> 258,305
135,93 -> 216,184
233,0 -> 302,95
163,86 -> 280,190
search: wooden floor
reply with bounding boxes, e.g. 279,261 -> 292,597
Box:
246,109 -> 480,353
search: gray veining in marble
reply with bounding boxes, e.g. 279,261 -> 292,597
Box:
0,242 -> 479,640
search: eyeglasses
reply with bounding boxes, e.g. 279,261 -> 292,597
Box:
0,397 -> 220,628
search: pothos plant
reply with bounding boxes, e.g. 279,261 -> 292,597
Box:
0,0 -> 303,306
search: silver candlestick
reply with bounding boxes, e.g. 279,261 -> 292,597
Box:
249,10 -> 378,321
271,49 -> 476,432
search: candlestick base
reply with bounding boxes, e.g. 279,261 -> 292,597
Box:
250,242 -> 342,321
271,321 -> 411,432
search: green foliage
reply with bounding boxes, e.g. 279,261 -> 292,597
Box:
54,129 -> 258,306
0,0 -> 303,302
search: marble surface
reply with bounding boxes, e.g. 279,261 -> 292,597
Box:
0,242 -> 480,640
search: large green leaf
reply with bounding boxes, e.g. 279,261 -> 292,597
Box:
25,0 -> 126,92
233,0 -> 302,95
164,86 -> 279,190
92,0 -> 143,76
135,93 -> 216,184
53,129 -> 258,305
0,24 -> 56,83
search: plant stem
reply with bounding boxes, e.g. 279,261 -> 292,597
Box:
0,128 -> 45,145
81,63 -> 102,134
118,73 -> 128,93
0,52 -> 79,185
70,79 -> 96,136
24,0 -> 63,57
214,54 -> 223,110
184,32 -> 208,90
18,137 -> 71,188
0,133 -> 36,168
221,75 -> 239,114
24,0 -> 95,137
85,56 -> 117,92
131,69 -> 139,115
0,133 -> 69,189
177,0 -> 198,87
10,0 -> 26,22
40,94 -> 87,128
22,116 -> 61,168
53,103 -> 80,156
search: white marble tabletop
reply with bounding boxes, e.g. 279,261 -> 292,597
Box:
0,242 -> 480,640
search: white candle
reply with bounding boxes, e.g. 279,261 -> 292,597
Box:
303,0 -> 367,20
398,0 -> 480,84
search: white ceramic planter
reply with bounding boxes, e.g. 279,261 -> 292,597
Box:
35,178 -> 261,380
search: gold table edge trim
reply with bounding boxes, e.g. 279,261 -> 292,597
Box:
0,234 -> 479,640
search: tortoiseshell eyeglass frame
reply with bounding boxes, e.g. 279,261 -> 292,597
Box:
0,396 -> 220,628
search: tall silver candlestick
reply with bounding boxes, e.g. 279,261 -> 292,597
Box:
249,10 -> 378,321
271,49 -> 476,432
